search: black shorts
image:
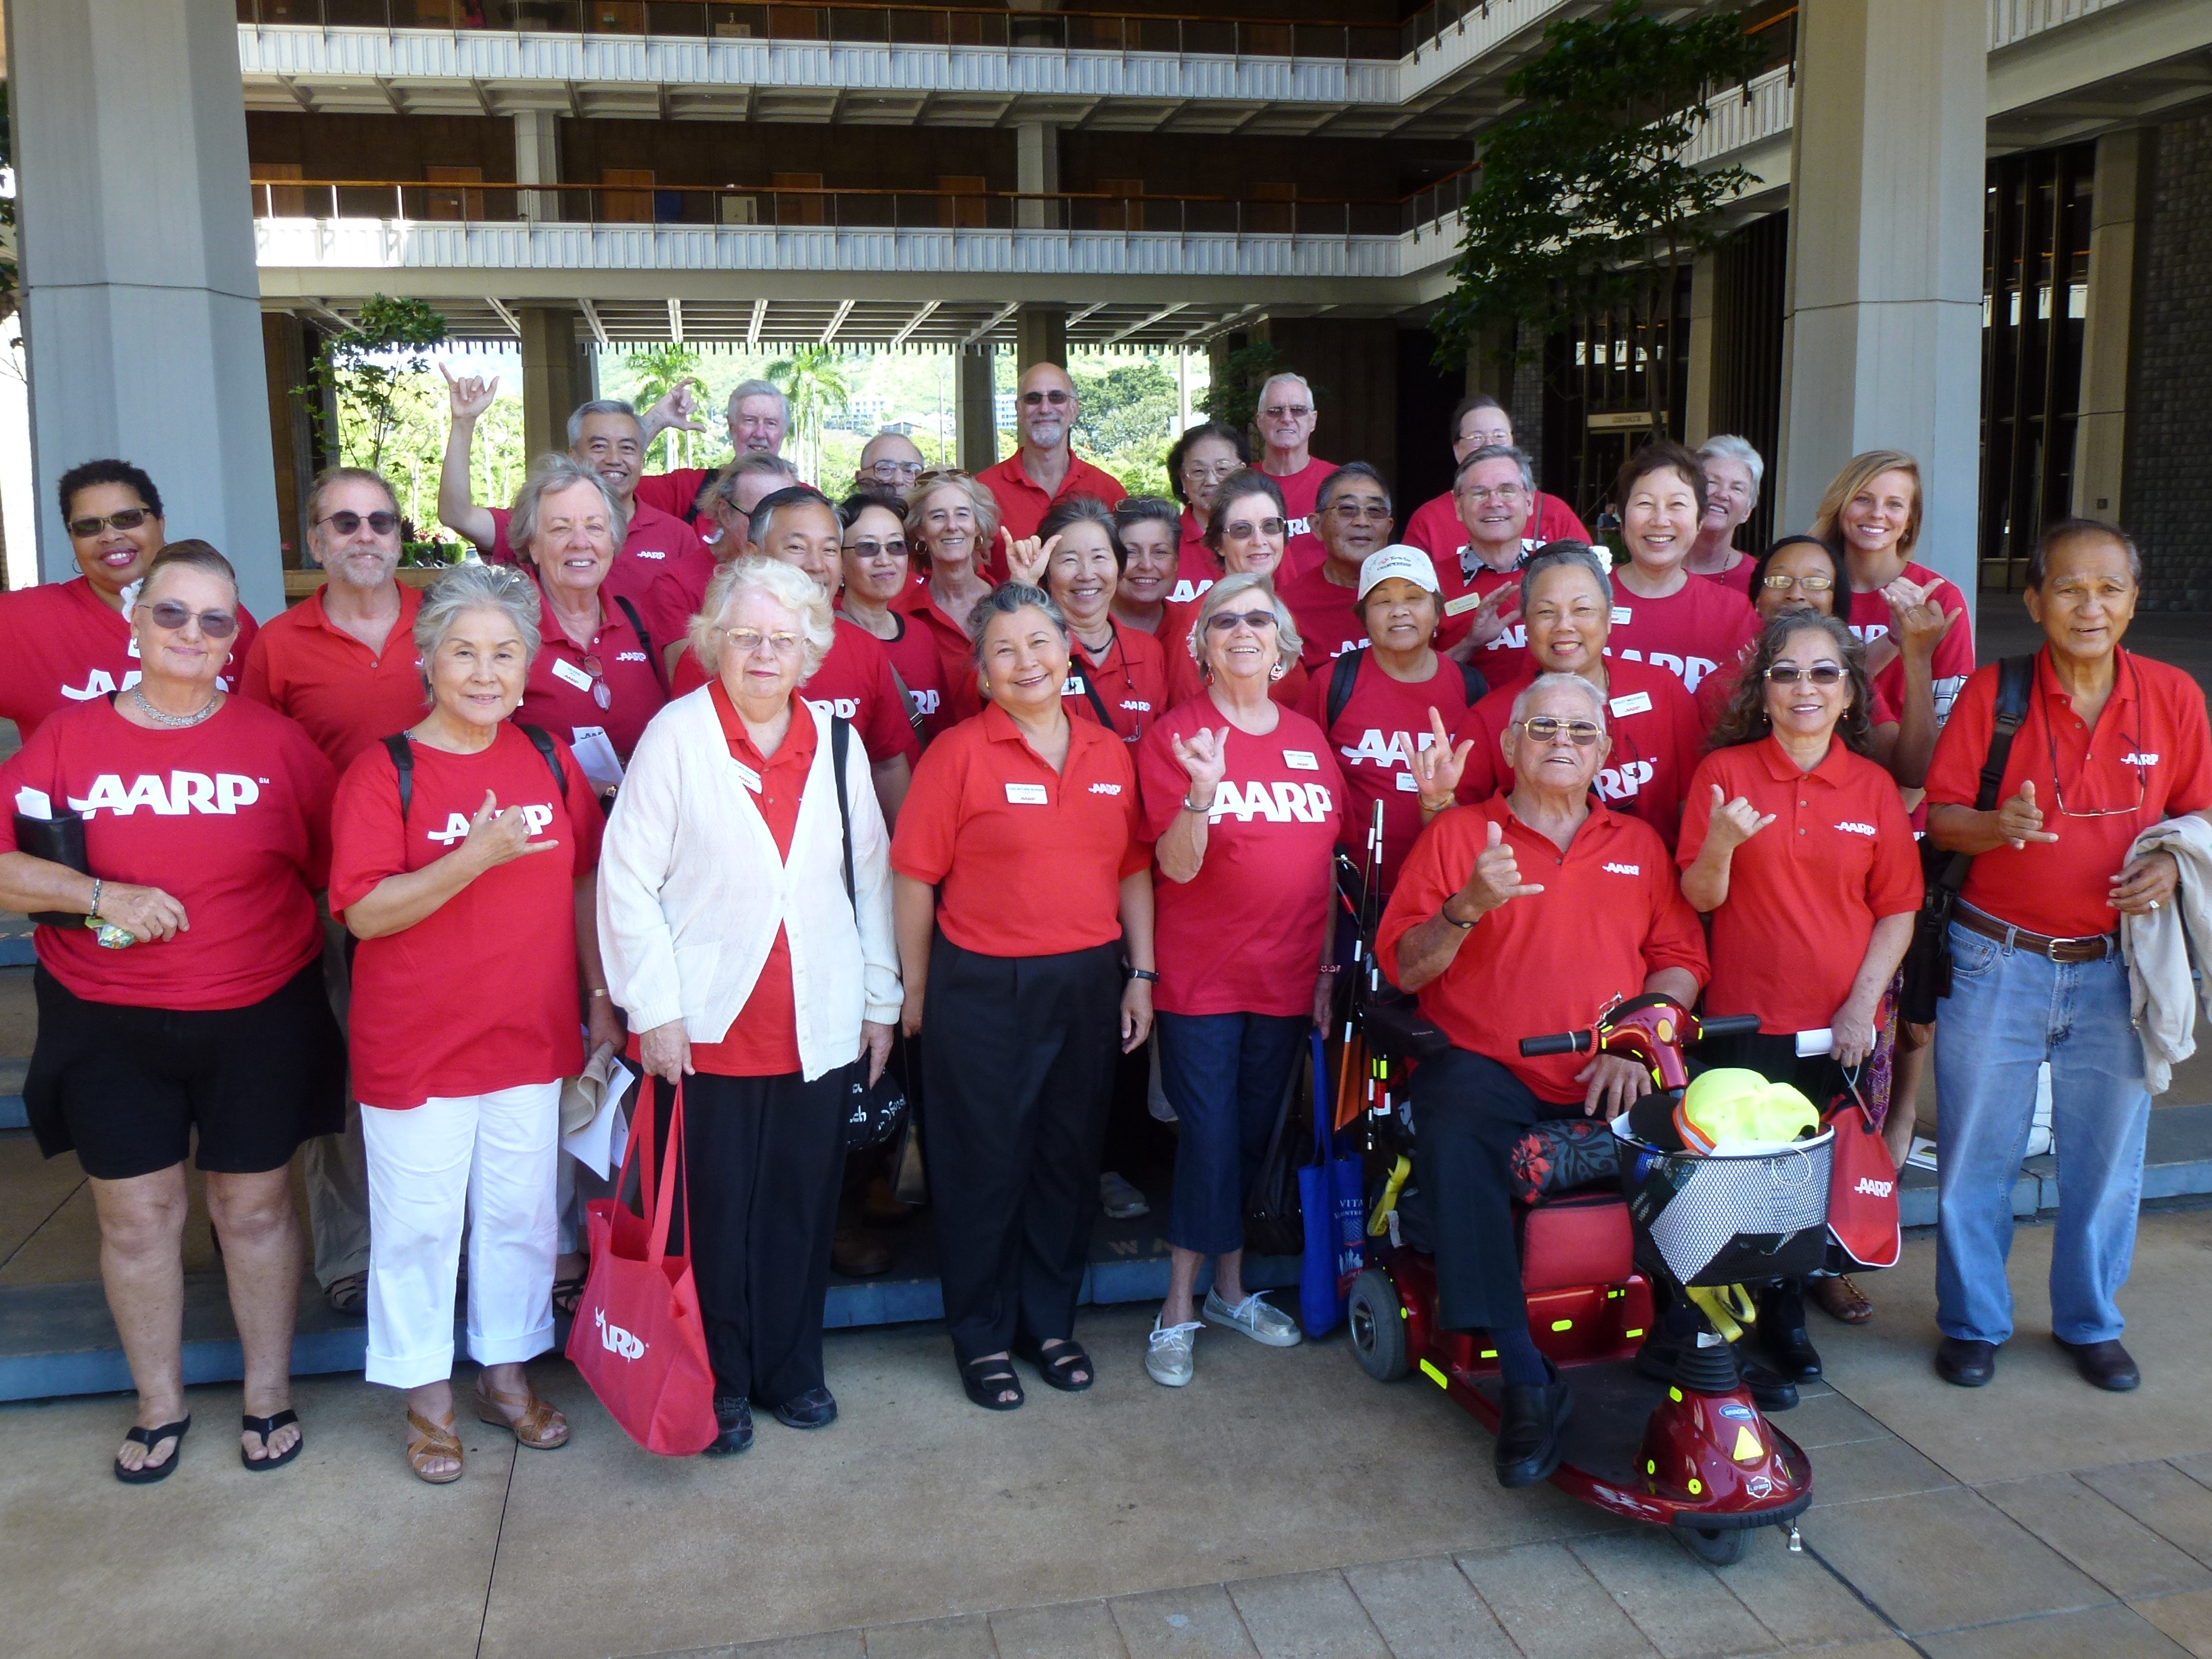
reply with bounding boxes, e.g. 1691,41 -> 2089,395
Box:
25,963 -> 346,1181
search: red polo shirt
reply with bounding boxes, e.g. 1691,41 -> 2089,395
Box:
518,599 -> 669,760
1677,736 -> 1921,1035
866,612 -> 958,745
1403,491 -> 1589,568
891,702 -> 1147,958
891,581 -> 986,725
240,583 -> 427,772
976,452 -> 1128,579
486,498 -> 707,610
1264,456 -> 1334,568
1065,621 -> 1171,745
1434,548 -> 1534,677
1606,576 -> 1760,697
1172,509 -> 1217,605
671,620 -> 922,769
1377,799 -> 1708,1102
1927,647 -> 2212,940
634,546 -> 726,654
1271,555 -> 1367,671
631,466 -> 714,532
0,577 -> 260,741
1844,562 -> 1976,725
1453,659 -> 1706,849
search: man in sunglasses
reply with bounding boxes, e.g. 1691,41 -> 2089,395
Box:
1252,372 -> 1335,568
1379,672 -> 1707,1488
976,361 -> 1125,580
0,458 -> 260,742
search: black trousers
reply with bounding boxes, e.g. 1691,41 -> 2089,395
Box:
921,933 -> 1121,1362
1412,1046 -> 1586,1334
650,1069 -> 845,1405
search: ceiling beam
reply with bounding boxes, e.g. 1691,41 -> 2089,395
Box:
889,300 -> 941,348
485,296 -> 522,335
822,297 -> 856,343
1180,303 -> 1262,345
667,297 -> 685,343
1066,302 -> 1107,329
1104,301 -> 1186,345
579,298 -> 610,349
962,301 -> 1020,346
747,297 -> 768,348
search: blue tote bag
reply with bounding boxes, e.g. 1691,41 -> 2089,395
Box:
1298,1030 -> 1367,1338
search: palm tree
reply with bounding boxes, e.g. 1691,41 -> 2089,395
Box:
767,344 -> 852,483
625,342 -> 702,470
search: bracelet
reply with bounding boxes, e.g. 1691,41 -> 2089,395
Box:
1126,967 -> 1159,984
87,879 -> 102,921
1440,900 -> 1476,930
1181,792 -> 1215,813
588,987 -> 610,998
1316,964 -> 1340,975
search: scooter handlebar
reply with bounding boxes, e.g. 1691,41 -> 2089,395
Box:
1694,1015 -> 1763,1041
1519,1030 -> 1593,1057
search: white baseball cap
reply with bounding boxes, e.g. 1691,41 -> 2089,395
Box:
1357,545 -> 1442,601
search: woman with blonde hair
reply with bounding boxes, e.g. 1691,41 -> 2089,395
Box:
894,469 -> 1002,720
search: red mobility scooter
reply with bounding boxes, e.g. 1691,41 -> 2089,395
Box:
1346,993 -> 1835,1565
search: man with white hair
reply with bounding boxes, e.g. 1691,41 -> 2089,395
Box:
977,360 -> 1126,579
1253,371 -> 1335,565
634,377 -> 797,526
1377,672 -> 1707,1488
856,430 -> 927,496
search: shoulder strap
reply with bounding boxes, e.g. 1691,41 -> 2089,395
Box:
1074,668 -> 1117,733
384,732 -> 413,820
1939,654 -> 2038,897
1325,648 -> 1362,729
831,714 -> 857,915
1458,660 -> 1490,705
518,723 -> 567,795
611,593 -> 671,698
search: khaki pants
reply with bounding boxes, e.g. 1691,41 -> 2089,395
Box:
302,908 -> 371,1287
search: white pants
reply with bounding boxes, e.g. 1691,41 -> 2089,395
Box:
361,1082 -> 560,1390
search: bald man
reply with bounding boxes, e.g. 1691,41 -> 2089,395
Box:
975,360 -> 1126,580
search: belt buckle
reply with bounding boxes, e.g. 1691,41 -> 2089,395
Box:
2049,931 -> 2109,961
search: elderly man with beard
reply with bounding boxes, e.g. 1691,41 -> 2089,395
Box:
1270,462 -> 1396,671
977,361 -> 1126,577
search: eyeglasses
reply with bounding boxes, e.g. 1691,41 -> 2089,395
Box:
578,652 -> 613,711
1458,485 -> 1525,505
866,460 -> 925,482
138,600 -> 239,639
1764,663 -> 1848,685
1260,404 -> 1313,420
726,628 -> 804,660
1020,390 -> 1072,407
2046,719 -> 2148,819
845,538 -> 907,560
1517,716 -> 1602,747
1327,499 -> 1392,520
68,507 -> 154,538
317,509 -> 400,538
1182,461 -> 1240,486
1761,572 -> 1835,592
1205,609 -> 1281,633
1221,518 -> 1285,542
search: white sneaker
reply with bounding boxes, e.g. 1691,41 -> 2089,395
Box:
1146,1317 -> 1200,1387
1100,1171 -> 1151,1220
1203,1288 -> 1302,1348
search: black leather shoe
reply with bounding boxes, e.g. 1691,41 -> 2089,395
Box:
1494,1364 -> 1573,1489
1755,1289 -> 1822,1381
704,1395 -> 754,1456
1633,1333 -> 1799,1413
1936,1336 -> 1997,1387
2054,1335 -> 2139,1392
773,1386 -> 839,1429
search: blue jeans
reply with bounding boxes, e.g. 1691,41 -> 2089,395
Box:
1933,920 -> 2151,1346
1157,1011 -> 1309,1258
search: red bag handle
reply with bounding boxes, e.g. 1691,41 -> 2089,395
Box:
616,1075 -> 687,1271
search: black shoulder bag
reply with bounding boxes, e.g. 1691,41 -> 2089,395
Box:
1898,655 -> 2035,1024
828,715 -> 909,1152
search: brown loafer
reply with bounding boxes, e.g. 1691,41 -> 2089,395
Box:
406,1408 -> 464,1484
473,1376 -> 569,1450
1812,1274 -> 1874,1325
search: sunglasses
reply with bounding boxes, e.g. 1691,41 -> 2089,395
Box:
1205,609 -> 1281,633
1222,518 -> 1286,542
139,600 -> 239,639
578,653 -> 613,711
1260,405 -> 1314,420
1020,390 -> 1072,407
68,507 -> 154,538
844,538 -> 907,560
1517,715 -> 1602,747
1764,663 -> 1848,685
1761,572 -> 1835,591
317,509 -> 400,537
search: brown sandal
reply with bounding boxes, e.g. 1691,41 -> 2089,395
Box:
406,1408 -> 464,1484
1813,1274 -> 1875,1325
474,1375 -> 569,1450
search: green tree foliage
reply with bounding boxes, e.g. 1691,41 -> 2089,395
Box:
767,345 -> 853,483
302,295 -> 449,470
624,342 -> 703,470
1429,0 -> 1763,431
1072,356 -> 1181,496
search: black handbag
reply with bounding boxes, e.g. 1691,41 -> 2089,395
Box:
13,811 -> 96,927
1898,655 -> 2035,1024
829,716 -> 910,1153
1242,1054 -> 1307,1258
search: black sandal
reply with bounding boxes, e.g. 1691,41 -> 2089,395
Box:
551,1274 -> 588,1320
114,1416 -> 190,1485
1015,1334 -> 1094,1393
240,1409 -> 303,1472
959,1355 -> 1025,1412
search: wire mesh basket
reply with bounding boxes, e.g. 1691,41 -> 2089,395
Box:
1612,1117 -> 1834,1288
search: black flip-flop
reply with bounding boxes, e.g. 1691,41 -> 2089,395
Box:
959,1356 -> 1025,1412
551,1274 -> 588,1320
240,1409 -> 303,1473
114,1416 -> 190,1485
1015,1335 -> 1095,1393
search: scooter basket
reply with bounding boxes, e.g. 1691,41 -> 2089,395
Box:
1614,1122 -> 1834,1288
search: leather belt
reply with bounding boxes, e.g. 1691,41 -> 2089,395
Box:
1954,902 -> 2120,964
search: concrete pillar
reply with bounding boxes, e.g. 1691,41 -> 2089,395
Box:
9,0 -> 284,616
2072,129 -> 2142,523
1016,307 -> 1068,371
517,308 -> 584,461
1776,0 -> 1985,600
0,316 -> 38,591
516,110 -> 561,223
1682,250 -> 1719,447
262,312 -> 318,566
1463,329 -> 1513,403
1016,121 -> 1059,231
956,345 -> 998,473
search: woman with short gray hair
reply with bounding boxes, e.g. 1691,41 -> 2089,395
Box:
1686,435 -> 1766,593
329,561 -> 620,1483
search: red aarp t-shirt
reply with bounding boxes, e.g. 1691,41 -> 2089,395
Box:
1171,510 -> 1217,606
671,619 -> 920,767
1139,696 -> 1344,1017
1434,556 -> 1532,682
872,612 -> 958,745
239,582 -> 427,773
1606,576 -> 1760,697
1844,561 -> 1976,725
1267,456 -> 1334,567
0,577 -> 260,742
0,695 -> 332,1010
1696,555 -> 1758,599
1402,490 -> 1590,568
330,724 -> 603,1109
1271,554 -> 1367,671
1296,650 -> 1479,894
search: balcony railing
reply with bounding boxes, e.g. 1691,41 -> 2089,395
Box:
236,0 -> 1404,61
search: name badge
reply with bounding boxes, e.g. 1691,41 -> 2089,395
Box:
733,763 -> 763,794
1610,606 -> 1632,625
1609,691 -> 1653,717
1443,592 -> 1484,618
1394,772 -> 1419,793
1005,783 -> 1049,805
551,657 -> 595,693
1283,750 -> 1319,771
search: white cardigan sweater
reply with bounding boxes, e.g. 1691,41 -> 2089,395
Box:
597,688 -> 901,1082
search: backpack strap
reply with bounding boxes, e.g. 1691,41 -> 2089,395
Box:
1325,648 -> 1363,730
384,732 -> 414,821
1458,661 -> 1490,705
1937,653 -> 2038,899
611,593 -> 671,699
831,714 -> 857,915
517,723 -> 569,796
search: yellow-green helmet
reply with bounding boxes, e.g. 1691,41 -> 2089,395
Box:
1673,1068 -> 1820,1154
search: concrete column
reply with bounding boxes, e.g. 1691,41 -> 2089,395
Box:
1776,0 -> 1985,599
516,110 -> 561,223
1463,329 -> 1513,403
1016,307 -> 1068,371
956,345 -> 998,473
1016,121 -> 1059,231
1682,250 -> 1719,447
262,312 -> 318,566
8,0 -> 284,616
0,316 -> 38,591
517,308 -> 583,461
2072,129 -> 2142,522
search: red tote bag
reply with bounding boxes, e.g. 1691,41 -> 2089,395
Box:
564,1079 -> 719,1456
1823,1095 -> 1902,1271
